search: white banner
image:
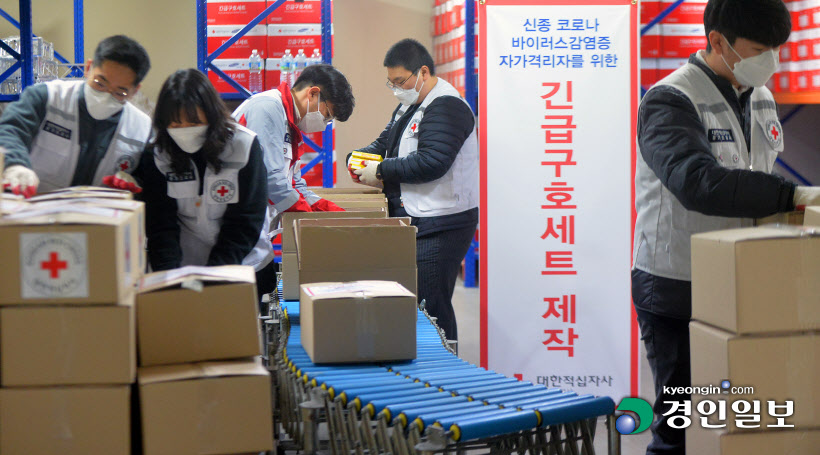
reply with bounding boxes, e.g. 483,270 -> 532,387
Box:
480,0 -> 638,400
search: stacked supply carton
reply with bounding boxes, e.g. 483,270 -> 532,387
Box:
0,191 -> 142,453
773,0 -> 820,92
805,206 -> 820,226
207,0 -> 268,93
136,265 -> 273,455
432,0 -> 478,96
641,0 -> 707,90
687,226 -> 820,454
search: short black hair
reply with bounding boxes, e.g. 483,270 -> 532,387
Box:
704,0 -> 791,52
92,35 -> 151,85
293,64 -> 355,122
383,38 -> 436,76
153,69 -> 234,174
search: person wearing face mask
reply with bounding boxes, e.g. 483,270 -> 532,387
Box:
138,69 -> 267,283
347,38 -> 478,343
634,1 -> 820,454
0,35 -> 152,197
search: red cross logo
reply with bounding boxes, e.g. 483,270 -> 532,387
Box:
770,125 -> 779,140
40,252 -> 68,279
217,186 -> 230,197
410,123 -> 418,133
119,161 -> 129,171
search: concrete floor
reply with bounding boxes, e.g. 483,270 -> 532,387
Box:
451,280 -> 654,455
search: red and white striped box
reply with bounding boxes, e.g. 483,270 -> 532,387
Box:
657,58 -> 689,79
443,0 -> 455,34
774,62 -> 795,92
661,0 -> 707,24
790,61 -> 810,91
265,58 -> 280,90
266,0 -> 331,24
806,59 -> 820,90
660,24 -> 707,58
788,0 -> 808,32
641,58 -> 659,90
796,1 -> 820,30
207,24 -> 267,60
797,28 -> 820,61
641,23 -> 661,58
781,34 -> 797,63
209,59 -> 250,93
267,24 -> 332,58
207,0 -> 267,26
641,1 -> 661,24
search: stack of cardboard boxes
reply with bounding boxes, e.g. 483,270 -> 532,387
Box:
0,189 -> 143,453
431,0 -> 478,96
641,0 -> 709,91
687,222 -> 820,454
135,265 -> 273,454
773,0 -> 820,93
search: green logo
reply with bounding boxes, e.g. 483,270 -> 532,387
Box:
615,398 -> 653,435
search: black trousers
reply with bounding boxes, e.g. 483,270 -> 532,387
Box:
256,260 -> 279,314
631,269 -> 691,455
416,225 -> 477,341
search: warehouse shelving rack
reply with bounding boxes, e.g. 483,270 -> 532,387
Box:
196,0 -> 335,188
640,0 -> 813,186
0,0 -> 85,102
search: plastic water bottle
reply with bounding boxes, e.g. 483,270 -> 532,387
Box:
248,49 -> 263,93
293,49 -> 307,83
280,49 -> 293,87
310,49 -> 322,66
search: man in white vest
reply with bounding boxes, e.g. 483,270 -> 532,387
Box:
0,35 -> 152,197
351,39 -> 479,343
634,1 -> 820,453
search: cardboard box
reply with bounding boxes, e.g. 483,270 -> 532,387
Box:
266,23 -> 332,58
1,295 -> 135,386
308,186 -> 383,195
805,206 -> 820,226
0,386 -> 130,454
137,265 -> 261,366
33,185 -> 135,200
691,227 -> 820,334
296,218 -> 417,295
690,321 -> 818,431
300,281 -> 417,363
334,199 -> 389,210
206,0 -> 266,26
265,57 -> 281,89
266,0 -> 329,24
755,211 -> 805,226
281,210 -> 387,254
0,206 -> 134,305
208,58 -> 249,93
282,252 -> 300,300
641,58 -> 659,90
661,24 -> 708,59
641,23 -> 661,58
207,24 -> 267,59
641,0 -> 661,24
688,426 -> 820,455
661,0 -> 707,24
138,359 -> 273,455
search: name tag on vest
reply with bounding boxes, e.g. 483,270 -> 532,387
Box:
708,129 -> 735,143
166,171 -> 196,182
43,121 -> 71,140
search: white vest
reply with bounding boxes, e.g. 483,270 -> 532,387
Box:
633,63 -> 782,281
154,124 -> 265,269
29,80 -> 152,192
395,78 -> 479,217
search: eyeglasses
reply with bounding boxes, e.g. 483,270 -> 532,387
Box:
385,71 -> 418,90
89,77 -> 130,102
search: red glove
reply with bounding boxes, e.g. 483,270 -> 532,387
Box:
285,195 -> 313,212
102,171 -> 142,194
311,198 -> 345,212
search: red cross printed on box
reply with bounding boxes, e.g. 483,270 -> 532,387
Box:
217,186 -> 230,197
41,252 -> 68,279
770,125 -> 779,140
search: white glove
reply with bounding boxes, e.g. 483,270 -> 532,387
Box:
794,186 -> 820,208
2,165 -> 39,198
354,160 -> 383,189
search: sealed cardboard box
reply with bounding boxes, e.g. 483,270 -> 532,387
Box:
282,252 -> 300,300
805,206 -> 820,227
755,211 -> 805,226
138,359 -> 273,455
137,265 -> 261,366
688,426 -> 820,455
691,227 -> 820,334
300,281 -> 417,363
31,185 -> 134,200
690,321 -> 818,430
0,205 -> 134,305
334,199 -> 389,210
296,218 -> 417,295
0,386 -> 130,454
1,294 -> 135,386
308,186 -> 383,195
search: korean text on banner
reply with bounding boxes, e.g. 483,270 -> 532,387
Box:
480,0 -> 638,400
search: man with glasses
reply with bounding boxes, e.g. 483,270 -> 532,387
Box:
349,38 -> 478,343
233,63 -> 355,295
0,35 -> 151,197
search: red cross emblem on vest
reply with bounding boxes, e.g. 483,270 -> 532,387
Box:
765,120 -> 783,147
410,122 -> 418,133
770,125 -> 779,140
41,252 -> 68,279
119,161 -> 130,171
217,186 -> 230,197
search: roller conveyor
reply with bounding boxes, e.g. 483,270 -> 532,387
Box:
261,280 -> 620,455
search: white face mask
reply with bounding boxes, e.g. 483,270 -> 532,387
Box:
392,72 -> 422,105
298,93 -> 331,133
84,82 -> 125,120
721,36 -> 779,88
167,125 -> 209,154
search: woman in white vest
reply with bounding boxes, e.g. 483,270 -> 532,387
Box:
350,39 -> 479,342
139,69 -> 268,289
633,1 -> 820,454
0,35 -> 152,197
